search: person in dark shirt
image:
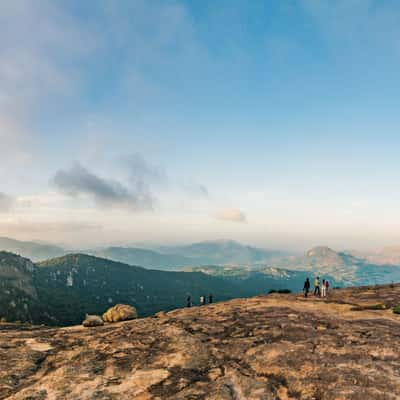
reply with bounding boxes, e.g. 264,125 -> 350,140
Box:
187,295 -> 192,307
209,294 -> 213,304
303,278 -> 311,297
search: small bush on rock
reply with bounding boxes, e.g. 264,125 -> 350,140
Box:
393,305 -> 400,314
268,289 -> 291,294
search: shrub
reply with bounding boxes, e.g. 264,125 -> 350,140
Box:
350,303 -> 387,311
393,305 -> 400,314
368,303 -> 386,310
268,289 -> 291,294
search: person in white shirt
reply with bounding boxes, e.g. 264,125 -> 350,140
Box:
321,279 -> 327,297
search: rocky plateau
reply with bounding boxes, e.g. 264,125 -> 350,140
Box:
2,284 -> 400,399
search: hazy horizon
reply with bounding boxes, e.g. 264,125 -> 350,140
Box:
2,234 -> 400,256
1,1 -> 400,251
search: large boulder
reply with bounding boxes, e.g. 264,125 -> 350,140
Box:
102,304 -> 137,323
82,314 -> 104,327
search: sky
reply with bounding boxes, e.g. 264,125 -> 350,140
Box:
1,0 -> 400,251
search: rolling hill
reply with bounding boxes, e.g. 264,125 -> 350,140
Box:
87,246 -> 194,270
0,237 -> 65,262
158,239 -> 284,266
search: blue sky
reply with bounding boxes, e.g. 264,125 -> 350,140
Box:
1,0 -> 400,250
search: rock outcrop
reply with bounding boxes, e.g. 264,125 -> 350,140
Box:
2,284 -> 400,399
102,304 -> 137,323
82,314 -> 104,327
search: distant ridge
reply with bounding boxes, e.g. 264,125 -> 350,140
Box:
279,245 -> 400,285
0,237 -> 65,262
88,247 -> 194,270
159,239 -> 283,265
0,236 -> 284,270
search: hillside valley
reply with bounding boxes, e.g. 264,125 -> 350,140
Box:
2,284 -> 400,399
0,252 -> 301,326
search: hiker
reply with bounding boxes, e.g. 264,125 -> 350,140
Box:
200,295 -> 205,305
314,276 -> 321,296
303,278 -> 311,297
325,279 -> 329,295
187,295 -> 192,308
321,279 -> 326,297
209,294 -> 213,304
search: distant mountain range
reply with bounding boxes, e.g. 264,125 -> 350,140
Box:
0,237 -> 283,270
277,246 -> 400,285
157,239 -> 283,265
352,246 -> 400,266
0,237 -> 65,262
2,237 -> 400,327
87,247 -> 193,270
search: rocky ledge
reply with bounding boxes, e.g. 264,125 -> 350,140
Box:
2,284 -> 400,399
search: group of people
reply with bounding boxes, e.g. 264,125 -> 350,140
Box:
187,294 -> 213,307
303,276 -> 329,298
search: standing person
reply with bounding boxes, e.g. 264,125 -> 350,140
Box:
303,278 -> 311,297
325,279 -> 329,296
187,295 -> 192,308
200,295 -> 205,305
321,279 -> 326,297
209,294 -> 213,304
314,276 -> 321,297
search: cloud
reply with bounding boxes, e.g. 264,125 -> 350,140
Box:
52,163 -> 153,211
122,153 -> 168,186
0,192 -> 15,212
216,208 -> 247,223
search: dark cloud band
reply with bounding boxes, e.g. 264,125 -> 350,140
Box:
52,163 -> 154,211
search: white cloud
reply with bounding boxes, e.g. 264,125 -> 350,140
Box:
216,208 -> 247,223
